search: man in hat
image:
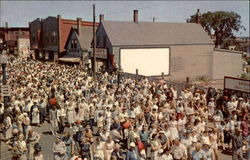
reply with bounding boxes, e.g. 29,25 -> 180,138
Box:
126,142 -> 140,160
111,143 -> 123,160
229,127 -> 244,160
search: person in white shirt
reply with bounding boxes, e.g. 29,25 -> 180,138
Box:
181,132 -> 193,148
208,98 -> 215,118
160,147 -> 173,160
171,139 -> 187,160
202,143 -> 216,160
192,143 -> 206,160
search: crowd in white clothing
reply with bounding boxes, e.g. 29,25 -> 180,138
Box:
0,55 -> 249,160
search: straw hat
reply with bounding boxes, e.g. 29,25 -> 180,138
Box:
130,142 -> 136,147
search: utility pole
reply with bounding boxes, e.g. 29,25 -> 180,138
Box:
92,4 -> 96,80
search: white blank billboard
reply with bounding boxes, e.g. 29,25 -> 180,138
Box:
120,48 -> 170,76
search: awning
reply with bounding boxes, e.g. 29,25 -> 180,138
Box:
58,55 -> 81,63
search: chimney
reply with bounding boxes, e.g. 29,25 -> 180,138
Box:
133,10 -> 138,23
196,9 -> 201,24
99,14 -> 104,23
77,18 -> 82,36
57,15 -> 61,21
5,22 -> 8,28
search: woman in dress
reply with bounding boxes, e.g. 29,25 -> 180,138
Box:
93,137 -> 106,160
62,131 -> 74,160
3,113 -> 13,140
105,136 -> 115,160
31,102 -> 40,126
76,99 -> 85,122
150,133 -> 160,160
67,101 -> 76,128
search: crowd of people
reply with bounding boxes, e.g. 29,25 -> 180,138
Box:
0,55 -> 249,160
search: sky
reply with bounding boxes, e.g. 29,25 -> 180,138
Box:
0,1 -> 249,37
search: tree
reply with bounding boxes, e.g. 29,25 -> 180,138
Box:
187,11 -> 245,48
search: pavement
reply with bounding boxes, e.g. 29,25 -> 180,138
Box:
0,141 -> 12,160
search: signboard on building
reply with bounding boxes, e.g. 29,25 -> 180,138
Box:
0,85 -> 11,97
17,38 -> 30,57
90,48 -> 107,59
224,76 -> 250,98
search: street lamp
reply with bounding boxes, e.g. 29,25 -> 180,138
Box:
0,53 -> 8,109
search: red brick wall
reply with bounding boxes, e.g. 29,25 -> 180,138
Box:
5,30 -> 29,41
60,19 -> 77,52
59,19 -> 99,52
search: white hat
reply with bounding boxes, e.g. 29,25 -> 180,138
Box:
130,142 -> 136,147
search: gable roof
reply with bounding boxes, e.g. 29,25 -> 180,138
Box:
101,21 -> 214,46
65,26 -> 93,51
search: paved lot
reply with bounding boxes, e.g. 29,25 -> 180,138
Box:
32,122 -> 232,160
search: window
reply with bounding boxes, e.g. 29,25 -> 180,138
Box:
51,31 -> 57,45
31,32 -> 36,44
74,39 -> 77,48
71,39 -> 77,49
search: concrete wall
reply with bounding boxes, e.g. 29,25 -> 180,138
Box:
212,49 -> 243,80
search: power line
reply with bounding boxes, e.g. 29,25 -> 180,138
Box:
107,4 -> 162,17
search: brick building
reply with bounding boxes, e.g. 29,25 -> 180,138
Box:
29,15 -> 98,62
0,22 -> 30,55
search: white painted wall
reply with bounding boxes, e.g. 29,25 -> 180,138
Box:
120,48 -> 169,76
213,49 -> 243,80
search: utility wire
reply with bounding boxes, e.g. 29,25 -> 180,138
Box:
107,4 -> 162,17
